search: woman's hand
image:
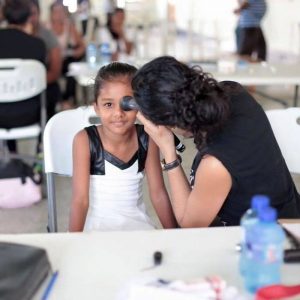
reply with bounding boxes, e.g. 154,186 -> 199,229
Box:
137,112 -> 176,161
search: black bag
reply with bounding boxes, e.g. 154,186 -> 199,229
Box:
0,242 -> 51,300
0,159 -> 42,208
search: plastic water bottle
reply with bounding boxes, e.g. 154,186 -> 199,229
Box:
99,42 -> 112,66
239,195 -> 270,276
244,207 -> 285,293
86,43 -> 98,68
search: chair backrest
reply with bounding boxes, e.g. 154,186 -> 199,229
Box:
266,107 -> 300,174
0,59 -> 46,102
43,106 -> 100,176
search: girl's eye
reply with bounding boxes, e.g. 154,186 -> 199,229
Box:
104,103 -> 112,108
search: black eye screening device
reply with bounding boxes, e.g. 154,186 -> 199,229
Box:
120,96 -> 140,111
120,96 -> 185,153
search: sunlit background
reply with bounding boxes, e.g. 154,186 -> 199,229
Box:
39,0 -> 300,64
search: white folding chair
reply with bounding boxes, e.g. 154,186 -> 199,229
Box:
266,107 -> 300,174
0,59 -> 47,160
43,106 -> 100,232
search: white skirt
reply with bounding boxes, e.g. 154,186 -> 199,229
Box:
83,207 -> 156,232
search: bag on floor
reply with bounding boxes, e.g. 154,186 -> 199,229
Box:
0,242 -> 52,300
0,159 -> 42,208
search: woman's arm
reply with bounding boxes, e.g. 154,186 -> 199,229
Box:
145,137 -> 177,229
166,155 -> 232,227
69,130 -> 90,231
138,112 -> 232,227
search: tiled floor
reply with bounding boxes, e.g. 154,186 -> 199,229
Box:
0,85 -> 299,233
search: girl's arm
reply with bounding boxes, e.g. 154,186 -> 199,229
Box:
145,137 -> 177,229
138,113 -> 232,227
69,130 -> 90,231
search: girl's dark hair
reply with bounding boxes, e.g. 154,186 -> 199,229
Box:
94,61 -> 137,101
3,0 -> 31,25
132,56 -> 231,150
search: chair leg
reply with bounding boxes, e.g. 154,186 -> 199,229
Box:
0,140 -> 10,161
294,85 -> 299,107
41,91 -> 47,133
46,173 -> 58,232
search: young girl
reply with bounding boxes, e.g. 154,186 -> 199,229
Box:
69,62 -> 177,231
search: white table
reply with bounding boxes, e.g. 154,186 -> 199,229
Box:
69,61 -> 300,106
68,58 -> 148,87
1,226 -> 299,300
213,62 -> 300,107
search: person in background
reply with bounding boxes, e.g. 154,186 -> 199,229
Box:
233,1 -> 242,54
29,0 -> 62,119
69,62 -> 177,232
0,0 -> 46,153
103,0 -> 116,27
133,56 -> 300,227
76,0 -> 99,44
234,0 -> 267,62
101,7 -> 134,61
0,0 -> 7,28
49,0 -> 85,109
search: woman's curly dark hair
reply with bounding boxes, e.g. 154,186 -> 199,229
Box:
132,56 -> 231,150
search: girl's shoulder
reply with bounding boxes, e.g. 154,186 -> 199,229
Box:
74,128 -> 90,143
73,129 -> 90,154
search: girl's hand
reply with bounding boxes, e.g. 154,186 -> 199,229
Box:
137,112 -> 176,160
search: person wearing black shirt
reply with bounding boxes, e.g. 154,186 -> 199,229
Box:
106,8 -> 133,61
29,0 -> 62,120
0,0 -> 46,152
133,56 -> 300,227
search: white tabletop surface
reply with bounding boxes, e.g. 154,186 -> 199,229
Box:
68,61 -> 300,87
1,226 -> 299,300
213,62 -> 300,85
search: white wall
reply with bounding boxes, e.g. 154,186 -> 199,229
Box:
263,0 -> 300,56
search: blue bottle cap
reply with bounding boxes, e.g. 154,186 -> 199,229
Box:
251,195 -> 270,212
259,207 -> 277,222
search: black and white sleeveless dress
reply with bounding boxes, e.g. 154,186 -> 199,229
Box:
83,125 -> 156,231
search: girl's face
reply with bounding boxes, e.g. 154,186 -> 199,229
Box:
94,80 -> 137,136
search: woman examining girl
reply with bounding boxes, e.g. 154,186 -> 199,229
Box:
69,62 -> 177,231
133,56 -> 300,227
